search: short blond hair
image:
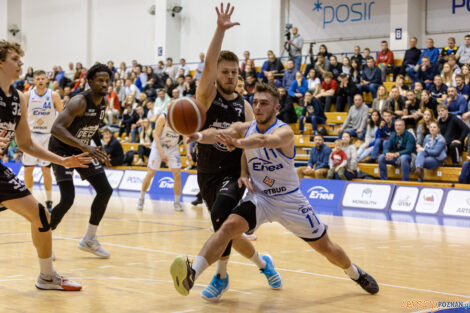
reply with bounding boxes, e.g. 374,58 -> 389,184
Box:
0,40 -> 24,62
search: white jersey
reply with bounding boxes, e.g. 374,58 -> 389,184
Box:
152,113 -> 180,148
28,88 -> 56,133
244,119 -> 299,197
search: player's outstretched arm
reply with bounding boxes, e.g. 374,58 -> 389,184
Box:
186,121 -> 249,145
14,92 -> 92,168
218,125 -> 294,151
238,151 -> 253,193
196,2 -> 240,110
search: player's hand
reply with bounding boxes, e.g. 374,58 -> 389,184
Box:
238,176 -> 253,194
83,145 -> 108,163
186,153 -> 192,163
60,152 -> 93,168
0,129 -> 11,150
216,133 -> 238,151
186,133 -> 200,144
216,2 -> 240,31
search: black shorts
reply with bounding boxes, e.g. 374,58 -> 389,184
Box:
197,171 -> 245,211
0,164 -> 31,203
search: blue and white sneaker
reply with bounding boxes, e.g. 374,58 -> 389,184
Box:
201,274 -> 229,302
260,255 -> 282,289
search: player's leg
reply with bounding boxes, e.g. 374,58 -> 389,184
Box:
78,172 -> 113,258
40,166 -> 53,212
171,168 -> 183,211
138,168 -> 157,210
3,195 -> 81,291
23,166 -> 34,191
49,180 -> 75,230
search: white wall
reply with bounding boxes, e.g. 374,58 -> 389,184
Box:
0,0 -> 8,40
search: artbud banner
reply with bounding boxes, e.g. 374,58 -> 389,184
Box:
289,0 -> 390,41
426,0 -> 470,34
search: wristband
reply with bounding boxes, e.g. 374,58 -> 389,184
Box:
195,132 -> 203,142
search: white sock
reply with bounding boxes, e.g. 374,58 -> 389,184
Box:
39,256 -> 55,276
216,259 -> 229,279
174,194 -> 180,203
250,251 -> 266,269
344,264 -> 360,280
45,189 -> 52,202
84,224 -> 98,240
193,255 -> 209,281
140,190 -> 146,200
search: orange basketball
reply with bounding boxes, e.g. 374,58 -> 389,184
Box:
167,97 -> 206,136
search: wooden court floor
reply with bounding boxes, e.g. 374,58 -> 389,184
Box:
0,189 -> 469,313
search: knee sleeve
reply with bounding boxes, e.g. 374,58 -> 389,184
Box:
50,180 -> 75,230
210,195 -> 238,231
38,203 -> 50,232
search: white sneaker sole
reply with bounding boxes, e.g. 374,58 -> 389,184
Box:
77,244 -> 110,259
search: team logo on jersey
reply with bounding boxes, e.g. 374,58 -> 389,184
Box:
0,101 -> 6,107
263,176 -> 275,187
209,120 -> 232,152
248,157 -> 283,172
263,186 -> 287,195
32,108 -> 51,116
76,125 -> 99,140
158,177 -> 174,188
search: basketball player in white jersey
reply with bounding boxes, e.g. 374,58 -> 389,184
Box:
137,109 -> 191,211
23,70 -> 63,212
170,83 -> 379,297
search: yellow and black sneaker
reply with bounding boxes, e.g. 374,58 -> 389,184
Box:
170,256 -> 196,296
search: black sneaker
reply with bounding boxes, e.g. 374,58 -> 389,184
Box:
170,256 -> 196,296
351,264 -> 379,294
46,201 -> 53,213
191,197 -> 202,206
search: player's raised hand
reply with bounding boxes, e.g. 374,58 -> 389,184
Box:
216,133 -> 238,152
238,176 -> 253,194
216,2 -> 240,30
0,129 -> 11,150
60,152 -> 93,168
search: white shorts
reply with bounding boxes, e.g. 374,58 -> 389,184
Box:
244,189 -> 327,241
147,145 -> 181,170
22,133 -> 51,167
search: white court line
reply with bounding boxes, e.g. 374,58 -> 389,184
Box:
377,246 -> 389,249
70,268 -> 86,272
54,237 -> 470,300
99,265 -> 114,269
126,262 -> 142,266
7,274 -> 24,278
172,310 -> 195,313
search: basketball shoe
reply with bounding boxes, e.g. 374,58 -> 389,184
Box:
201,274 -> 229,302
78,236 -> 110,258
260,255 -> 282,289
170,256 -> 195,296
351,264 -> 379,294
35,272 -> 82,291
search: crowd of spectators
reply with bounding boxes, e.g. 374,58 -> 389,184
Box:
9,30 -> 470,183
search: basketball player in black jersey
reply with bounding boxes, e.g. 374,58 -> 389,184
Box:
0,40 -> 91,290
48,63 -> 113,259
170,3 -> 281,301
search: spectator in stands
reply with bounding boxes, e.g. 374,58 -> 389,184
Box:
154,88 -> 170,115
316,71 -> 337,112
195,52 -> 205,81
299,91 -> 325,134
148,66 -> 164,89
125,78 -> 140,99
341,56 -> 352,76
376,41 -> 394,83
183,74 -> 196,97
402,90 -> 421,132
337,94 -> 369,140
178,58 -> 190,77
416,108 -> 437,146
278,87 -> 297,124
350,59 -> 362,85
368,109 -> 395,163
341,132 -> 358,180
438,104 -> 469,166
408,39 -> 439,82
351,45 -> 363,70
395,74 -> 409,97
118,62 -> 129,79
456,34 -> 470,66
102,128 -> 125,166
236,75 -> 249,102
266,72 -> 281,88
306,69 -> 321,97
74,62 -> 83,81
65,63 -> 74,81
135,118 -> 154,166
119,104 -> 134,141
441,63 -> 456,87
314,53 -> 329,78
245,74 -> 257,101
104,94 -> 120,130
24,66 -> 34,86
164,77 -> 174,95
386,86 -> 406,118
463,64 -> 470,85
106,85 -> 120,111
455,74 -> 470,100
359,56 -> 381,99
357,110 -> 381,161
328,55 -> 342,80
154,60 -> 165,79
416,56 -> 437,88
282,59 -> 297,90
240,50 -> 251,73
327,139 -> 347,180
458,137 -> 470,183
445,86 -> 467,116
241,62 -> 257,81
296,134 -> 331,179
288,71 -> 308,104
393,37 -> 421,81
414,121 -> 447,182
319,44 -> 332,60
419,89 -> 438,118
171,88 -> 180,101
145,101 -> 156,124
428,75 -> 448,103
130,105 -> 147,143
164,57 -> 178,80
448,55 -> 461,74
414,81 -> 424,102
260,50 -> 284,82
378,119 -> 416,181
336,73 -> 360,112
287,27 -> 304,71
134,65 -> 146,91
372,85 -> 390,113
439,37 -> 458,71
143,78 -> 157,100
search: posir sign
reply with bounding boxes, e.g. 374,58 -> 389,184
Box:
312,0 -> 377,29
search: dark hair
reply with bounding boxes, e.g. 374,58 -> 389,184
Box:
437,104 -> 448,111
314,134 -> 324,141
185,74 -> 193,79
166,57 -> 173,62
369,109 -> 381,128
381,40 -> 388,44
382,109 -> 393,115
254,83 -> 280,101
465,34 -> 470,39
33,70 -> 46,77
394,118 -> 405,125
217,50 -> 239,65
366,56 -> 374,62
87,63 -> 112,80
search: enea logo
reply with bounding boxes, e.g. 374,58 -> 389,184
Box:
312,0 -> 377,29
248,157 -> 283,172
158,177 -> 174,188
452,1 -> 470,14
307,186 -> 334,200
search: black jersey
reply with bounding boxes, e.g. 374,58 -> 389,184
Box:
0,86 -> 22,154
197,91 -> 245,174
49,90 -> 105,154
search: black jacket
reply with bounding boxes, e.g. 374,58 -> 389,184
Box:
439,114 -> 469,145
104,136 -> 124,166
